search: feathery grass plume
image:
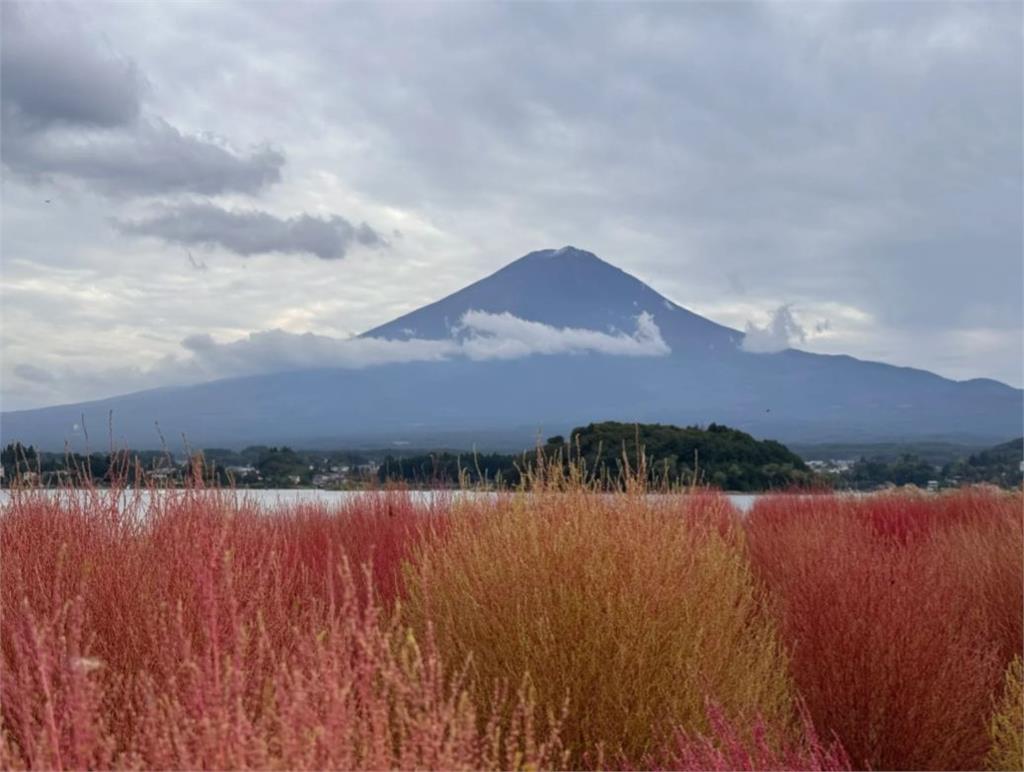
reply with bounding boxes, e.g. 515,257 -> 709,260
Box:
403,487 -> 796,766
987,656 -> 1024,771
746,489 -> 1017,770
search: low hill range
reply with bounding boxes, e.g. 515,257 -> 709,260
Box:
2,247 -> 1021,450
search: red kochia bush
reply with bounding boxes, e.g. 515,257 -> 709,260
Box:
746,489 -> 1021,771
278,491 -> 448,606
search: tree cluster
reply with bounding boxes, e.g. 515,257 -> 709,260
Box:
379,422 -> 816,492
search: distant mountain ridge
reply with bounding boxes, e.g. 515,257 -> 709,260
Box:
2,246 -> 1021,450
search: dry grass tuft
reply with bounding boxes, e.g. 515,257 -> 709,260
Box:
987,656 -> 1024,772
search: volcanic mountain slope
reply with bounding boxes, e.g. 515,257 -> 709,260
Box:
364,246 -> 740,352
2,247 -> 1021,450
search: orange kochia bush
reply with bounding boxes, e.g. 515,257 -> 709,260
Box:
403,490 -> 797,767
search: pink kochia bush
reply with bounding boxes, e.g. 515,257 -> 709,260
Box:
0,488 -> 561,770
653,701 -> 851,771
746,488 -> 1023,771
0,488 -> 435,686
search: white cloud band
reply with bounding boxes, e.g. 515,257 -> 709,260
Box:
183,310 -> 671,379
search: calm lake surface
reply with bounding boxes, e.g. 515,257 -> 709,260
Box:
0,488 -> 761,513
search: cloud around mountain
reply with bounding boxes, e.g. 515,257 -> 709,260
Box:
4,309 -> 671,409
741,305 -> 808,353
180,310 -> 671,380
457,310 -> 669,360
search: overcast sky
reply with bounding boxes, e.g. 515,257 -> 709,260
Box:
2,0 -> 1021,410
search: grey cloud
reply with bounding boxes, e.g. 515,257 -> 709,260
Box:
0,4 -> 284,196
181,333 -> 216,352
272,1 -> 1019,341
117,202 -> 386,259
13,364 -> 56,384
4,118 -> 284,196
1,3 -> 143,129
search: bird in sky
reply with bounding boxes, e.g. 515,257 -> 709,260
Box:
186,250 -> 208,272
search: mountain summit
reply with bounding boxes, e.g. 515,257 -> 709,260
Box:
2,247 -> 1021,449
364,246 -> 737,350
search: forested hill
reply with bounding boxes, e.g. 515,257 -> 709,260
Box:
938,436 -> 1023,487
547,421 -> 812,490
378,422 -> 815,491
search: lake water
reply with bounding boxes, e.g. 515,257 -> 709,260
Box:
240,489 -> 761,513
0,488 -> 762,513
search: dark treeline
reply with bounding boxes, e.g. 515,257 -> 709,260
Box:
377,452 -> 526,488
0,444 -> 379,489
4,432 -> 1020,492
1,443 -> 175,486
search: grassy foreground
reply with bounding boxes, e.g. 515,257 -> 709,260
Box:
1,482 -> 1021,770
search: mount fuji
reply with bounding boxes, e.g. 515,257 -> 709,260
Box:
2,247 -> 1020,450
